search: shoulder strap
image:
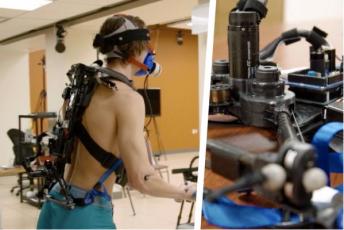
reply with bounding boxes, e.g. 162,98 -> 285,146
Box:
75,122 -> 119,169
71,67 -> 130,169
98,67 -> 134,89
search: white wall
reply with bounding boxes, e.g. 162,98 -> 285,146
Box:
284,0 -> 343,23
198,33 -> 207,129
271,0 -> 343,69
0,49 -> 30,166
45,28 -> 98,112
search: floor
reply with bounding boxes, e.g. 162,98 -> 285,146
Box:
0,152 -> 198,229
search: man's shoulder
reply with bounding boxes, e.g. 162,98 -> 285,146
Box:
113,87 -> 144,108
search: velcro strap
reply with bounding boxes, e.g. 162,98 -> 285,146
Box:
307,27 -> 327,48
281,28 -> 298,40
93,29 -> 150,48
75,123 -> 118,169
312,26 -> 328,38
284,37 -> 301,46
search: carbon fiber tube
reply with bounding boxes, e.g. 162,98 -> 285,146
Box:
207,139 -> 256,180
228,11 -> 259,80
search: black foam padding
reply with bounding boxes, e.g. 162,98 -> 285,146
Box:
243,0 -> 268,19
307,29 -> 327,48
93,29 -> 150,48
281,28 -> 298,39
284,37 -> 301,46
236,0 -> 247,10
312,26 -> 328,38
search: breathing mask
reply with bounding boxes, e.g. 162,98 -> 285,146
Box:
134,50 -> 162,77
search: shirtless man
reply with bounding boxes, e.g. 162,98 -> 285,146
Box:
37,15 -> 196,229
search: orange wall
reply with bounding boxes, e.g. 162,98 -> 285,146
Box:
29,50 -> 48,132
133,27 -> 199,153
29,50 -> 46,113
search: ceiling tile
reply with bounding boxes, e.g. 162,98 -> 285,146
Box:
122,0 -> 197,25
0,0 -> 198,43
56,0 -> 127,6
0,16 -> 8,23
74,0 -> 198,31
17,1 -> 106,20
0,8 -> 26,18
0,18 -> 54,40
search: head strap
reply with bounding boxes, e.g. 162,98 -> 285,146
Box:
93,16 -> 150,49
93,29 -> 150,49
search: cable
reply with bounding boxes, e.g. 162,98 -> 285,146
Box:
291,110 -> 305,143
189,156 -> 199,169
188,156 -> 199,182
143,75 -> 153,129
152,115 -> 166,158
142,74 -> 167,159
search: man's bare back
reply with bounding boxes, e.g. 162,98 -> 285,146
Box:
65,81 -> 140,194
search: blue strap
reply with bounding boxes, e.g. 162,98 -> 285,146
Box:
202,196 -> 300,228
312,122 -> 343,229
329,153 -> 344,173
84,159 -> 123,205
98,159 -> 123,184
311,122 -> 343,182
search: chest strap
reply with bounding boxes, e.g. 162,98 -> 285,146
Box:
75,122 -> 119,169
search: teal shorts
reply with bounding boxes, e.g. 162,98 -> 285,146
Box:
37,183 -> 116,229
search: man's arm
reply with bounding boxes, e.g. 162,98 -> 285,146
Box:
116,92 -> 195,200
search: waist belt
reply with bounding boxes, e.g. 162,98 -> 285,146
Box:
51,160 -> 123,207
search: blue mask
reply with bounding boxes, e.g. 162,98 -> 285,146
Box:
135,52 -> 161,77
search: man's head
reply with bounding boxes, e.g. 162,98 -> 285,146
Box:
93,14 -> 161,77
97,15 -> 148,66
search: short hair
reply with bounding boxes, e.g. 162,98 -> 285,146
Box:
98,15 -> 149,66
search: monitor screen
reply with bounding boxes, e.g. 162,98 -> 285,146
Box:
137,88 -> 161,116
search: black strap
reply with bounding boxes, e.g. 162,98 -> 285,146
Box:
75,122 -> 119,169
72,67 -> 130,169
98,67 -> 134,89
281,28 -> 298,40
93,29 -> 150,48
72,197 -> 87,206
306,27 -> 328,49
